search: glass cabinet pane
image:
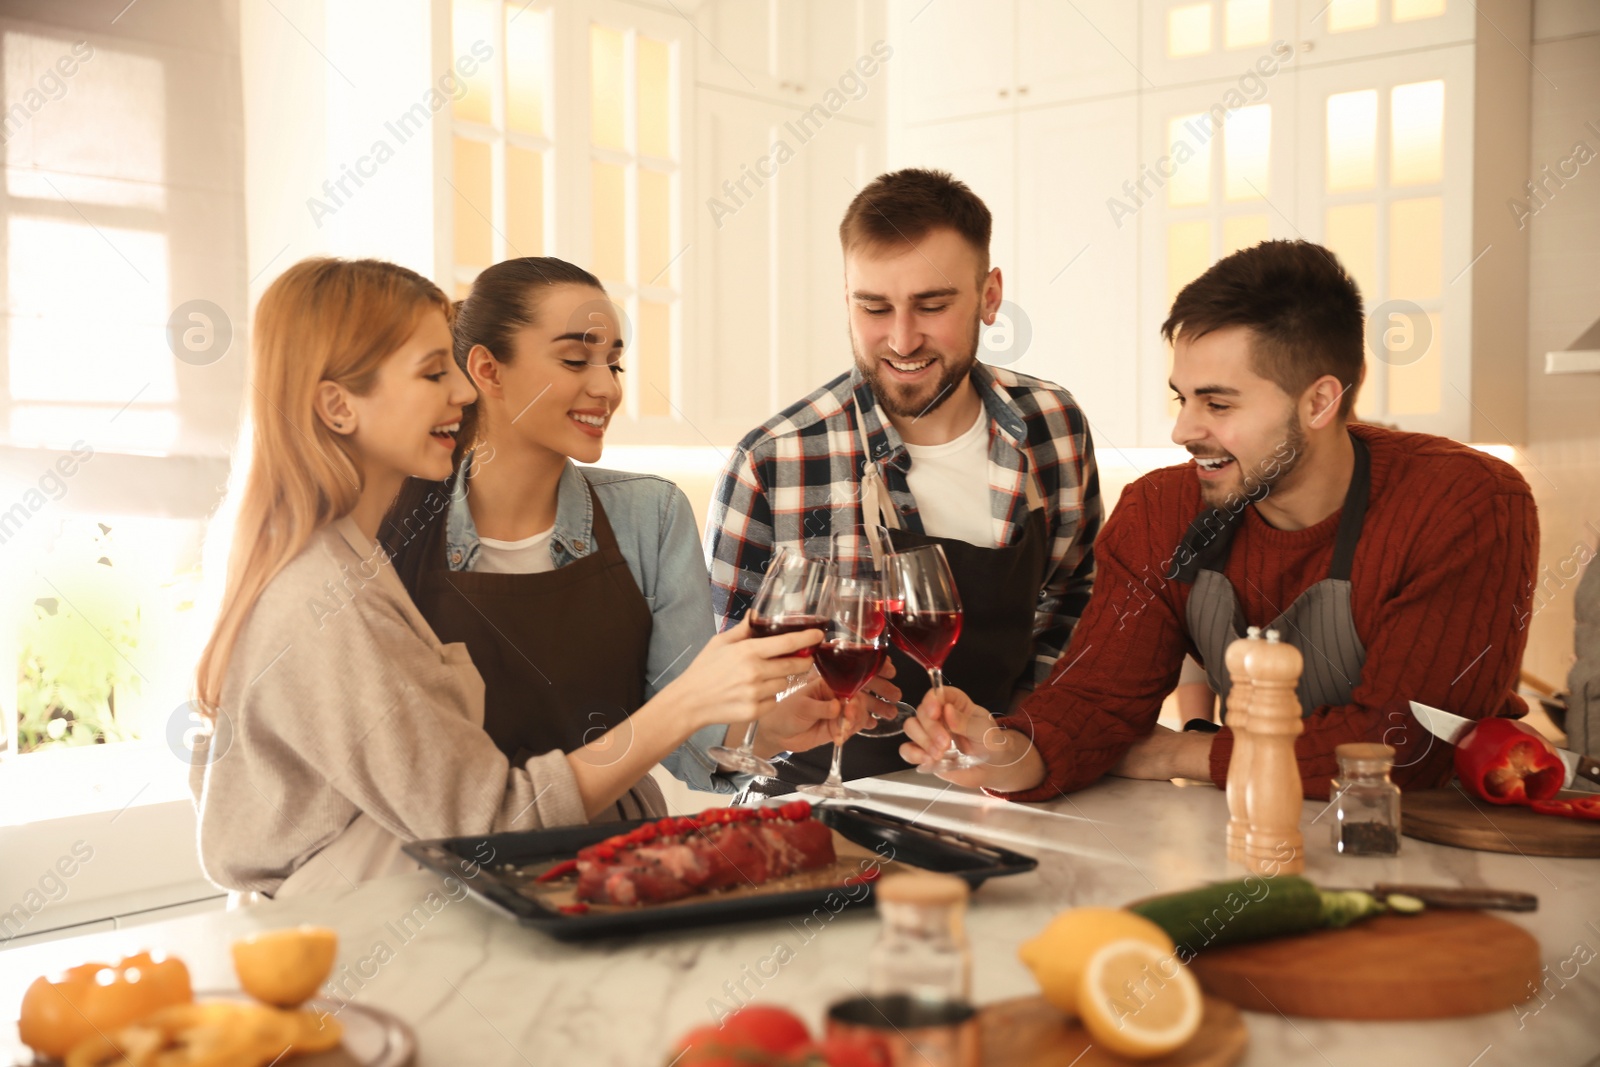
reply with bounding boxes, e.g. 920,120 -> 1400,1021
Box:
1168,114 -> 1211,206
1388,196 -> 1443,300
453,136 -> 494,268
591,160 -> 627,282
1390,80 -> 1444,186
1224,0 -> 1269,48
637,300 -> 671,418
591,24 -> 626,151
506,145 -> 544,256
1326,90 -> 1377,192
638,168 -> 672,284
1168,3 -> 1213,57
1224,105 -> 1270,201
1328,0 -> 1380,32
1324,203 -> 1378,300
506,6 -> 549,136
637,37 -> 671,159
453,0 -> 495,126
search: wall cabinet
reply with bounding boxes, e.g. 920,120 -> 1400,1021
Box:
888,0 -> 1531,445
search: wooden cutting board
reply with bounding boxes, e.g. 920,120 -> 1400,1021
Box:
1403,785 -> 1600,857
1185,909 -> 1539,1020
979,994 -> 1246,1066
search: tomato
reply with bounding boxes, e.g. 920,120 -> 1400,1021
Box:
715,1006 -> 813,1055
18,952 -> 193,1059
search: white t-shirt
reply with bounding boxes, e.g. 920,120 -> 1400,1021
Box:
902,407 -> 995,547
473,526 -> 558,574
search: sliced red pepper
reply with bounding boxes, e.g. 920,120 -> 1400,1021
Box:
1452,717 -> 1566,805
557,903 -> 591,915
1529,796 -> 1600,821
535,859 -> 578,883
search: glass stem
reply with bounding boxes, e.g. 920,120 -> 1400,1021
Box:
737,719 -> 759,755
828,739 -> 846,786
927,667 -> 958,758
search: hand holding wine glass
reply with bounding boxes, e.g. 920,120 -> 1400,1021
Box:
884,543 -> 986,773
707,546 -> 828,777
799,573 -> 888,801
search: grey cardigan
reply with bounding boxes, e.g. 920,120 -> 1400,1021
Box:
189,517 -> 589,895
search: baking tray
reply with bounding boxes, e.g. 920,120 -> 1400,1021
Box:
403,804 -> 1037,941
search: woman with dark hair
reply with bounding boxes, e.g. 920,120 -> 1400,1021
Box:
382,258 -> 880,819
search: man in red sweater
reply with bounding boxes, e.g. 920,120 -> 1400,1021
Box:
899,240 -> 1538,799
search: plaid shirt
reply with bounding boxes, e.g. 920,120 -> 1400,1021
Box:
704,363 -> 1102,691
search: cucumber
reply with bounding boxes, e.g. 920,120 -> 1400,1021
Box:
1129,876 -> 1383,959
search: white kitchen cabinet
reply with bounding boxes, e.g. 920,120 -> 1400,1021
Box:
889,112 -> 1017,275
1293,0 -> 1475,65
1138,0 -> 1301,86
1015,0 -> 1142,105
1016,100 -> 1143,453
892,0 -> 1016,124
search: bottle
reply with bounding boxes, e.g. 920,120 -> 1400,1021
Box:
867,871 -> 972,1003
1331,742 -> 1402,856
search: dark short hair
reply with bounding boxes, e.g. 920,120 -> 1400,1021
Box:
452,257 -> 606,455
838,168 -> 992,278
1161,240 -> 1365,418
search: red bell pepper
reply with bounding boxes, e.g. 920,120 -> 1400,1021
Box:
1529,796 -> 1600,821
1454,718 -> 1565,804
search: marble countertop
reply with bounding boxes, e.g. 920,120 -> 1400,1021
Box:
3,774 -> 1598,1066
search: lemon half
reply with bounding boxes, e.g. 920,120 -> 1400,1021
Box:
1076,939 -> 1203,1060
1017,908 -> 1174,1017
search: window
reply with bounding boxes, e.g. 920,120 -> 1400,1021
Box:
447,1 -> 686,429
1,31 -> 178,454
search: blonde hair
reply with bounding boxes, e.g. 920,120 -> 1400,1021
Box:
195,258 -> 450,713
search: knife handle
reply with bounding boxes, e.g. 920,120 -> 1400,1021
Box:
1576,754 -> 1600,788
1373,884 -> 1539,912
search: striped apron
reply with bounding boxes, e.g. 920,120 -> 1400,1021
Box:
1177,433 -> 1371,718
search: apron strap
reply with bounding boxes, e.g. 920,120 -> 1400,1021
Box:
1328,433 -> 1370,582
852,400 -> 1043,567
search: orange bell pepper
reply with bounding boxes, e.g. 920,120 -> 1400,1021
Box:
18,951 -> 192,1059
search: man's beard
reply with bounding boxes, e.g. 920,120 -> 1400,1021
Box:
854,316 -> 981,421
1195,408 -> 1308,509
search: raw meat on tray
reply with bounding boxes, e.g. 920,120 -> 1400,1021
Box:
539,801 -> 838,907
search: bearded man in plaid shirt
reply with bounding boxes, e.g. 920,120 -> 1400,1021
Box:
704,168 -> 1102,795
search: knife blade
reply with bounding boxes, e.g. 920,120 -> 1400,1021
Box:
1323,884 -> 1539,912
1409,700 -> 1600,791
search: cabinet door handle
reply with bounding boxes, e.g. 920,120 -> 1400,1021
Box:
998,88 -> 1009,98
1018,85 -> 1029,95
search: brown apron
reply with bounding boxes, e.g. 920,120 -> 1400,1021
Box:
744,404 -> 1052,795
392,468 -> 665,820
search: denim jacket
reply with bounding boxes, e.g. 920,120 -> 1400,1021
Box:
446,453 -> 744,794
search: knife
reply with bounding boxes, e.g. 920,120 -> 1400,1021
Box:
1325,884 -> 1539,912
1409,700 -> 1600,790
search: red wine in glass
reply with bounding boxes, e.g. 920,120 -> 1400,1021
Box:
749,614 -> 828,656
814,640 -> 888,701
886,609 -> 963,672
884,544 -> 985,773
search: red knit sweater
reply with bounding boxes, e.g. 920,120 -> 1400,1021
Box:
998,424 -> 1538,801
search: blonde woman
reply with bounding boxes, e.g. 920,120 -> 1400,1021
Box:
191,258 -> 818,899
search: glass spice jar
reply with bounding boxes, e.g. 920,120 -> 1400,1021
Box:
1331,742 -> 1402,856
867,871 -> 973,1004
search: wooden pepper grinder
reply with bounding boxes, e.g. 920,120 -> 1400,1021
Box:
1224,626 -> 1265,865
1243,629 -> 1305,875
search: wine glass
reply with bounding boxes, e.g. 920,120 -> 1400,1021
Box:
884,543 -> 986,773
828,529 -> 908,739
800,573 -> 888,801
706,546 -> 828,776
